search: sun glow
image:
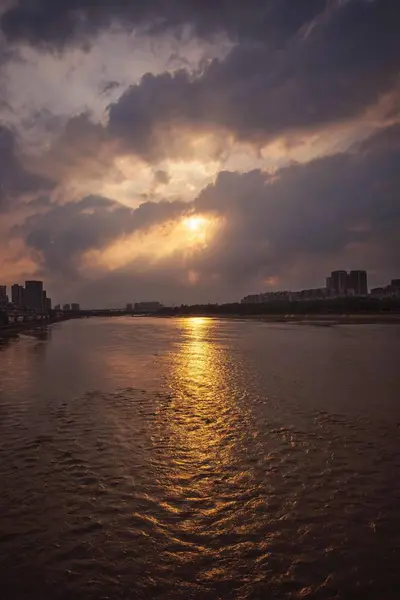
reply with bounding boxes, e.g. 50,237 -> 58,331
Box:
180,214 -> 219,247
183,215 -> 209,232
82,213 -> 221,272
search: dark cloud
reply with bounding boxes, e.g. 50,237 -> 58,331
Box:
16,194 -> 187,275
32,113 -> 114,181
189,123 -> 400,288
2,0 -> 400,305
0,125 -> 53,210
1,0 -> 325,48
14,123 -> 400,304
8,1 -> 398,167
106,0 -> 400,159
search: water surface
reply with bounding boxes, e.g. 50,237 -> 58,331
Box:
0,317 -> 399,599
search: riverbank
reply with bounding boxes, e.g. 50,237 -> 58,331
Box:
0,318 -> 64,338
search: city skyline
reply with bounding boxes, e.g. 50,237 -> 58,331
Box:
0,280 -> 52,311
0,0 -> 399,306
2,269 -> 399,310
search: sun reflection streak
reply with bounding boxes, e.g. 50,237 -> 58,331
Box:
152,317 -> 245,507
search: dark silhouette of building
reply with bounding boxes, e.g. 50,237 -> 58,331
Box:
63,304 -> 71,311
242,288 -> 328,303
46,298 -> 52,311
326,277 -> 332,293
371,278 -> 400,298
25,280 -> 44,310
327,270 -> 368,296
71,303 -> 80,311
134,302 -> 162,313
11,284 -> 24,306
0,286 -> 8,305
347,270 -> 368,296
42,290 -> 48,310
331,271 -> 348,296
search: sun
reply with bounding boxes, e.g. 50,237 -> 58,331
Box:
184,216 -> 208,232
178,213 -> 220,249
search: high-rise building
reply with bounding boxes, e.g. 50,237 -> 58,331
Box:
347,270 -> 368,296
25,280 -> 44,310
326,277 -> 333,293
46,298 -> 52,311
11,284 -> 25,306
71,303 -> 80,311
42,290 -> 48,310
330,271 -> 348,296
63,304 -> 71,311
0,286 -> 8,305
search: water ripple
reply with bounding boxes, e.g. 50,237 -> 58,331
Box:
0,318 -> 399,599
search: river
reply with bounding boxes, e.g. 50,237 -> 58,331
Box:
0,317 -> 399,599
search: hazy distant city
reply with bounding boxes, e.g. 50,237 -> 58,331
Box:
1,270 -> 399,319
242,270 -> 400,304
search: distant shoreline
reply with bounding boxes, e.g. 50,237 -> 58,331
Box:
241,313 -> 400,325
1,313 -> 399,340
154,313 -> 400,325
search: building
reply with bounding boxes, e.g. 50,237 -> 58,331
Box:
71,303 -> 80,311
54,304 -> 61,311
46,298 -> 52,311
134,301 -> 162,313
25,280 -> 44,310
11,284 -> 24,306
347,270 -> 368,296
242,269 -> 370,305
0,286 -> 8,305
326,270 -> 368,296
330,270 -> 348,296
126,303 -> 133,311
241,288 -> 328,304
326,277 -> 333,293
63,304 -> 71,311
241,294 -> 265,304
370,279 -> 400,298
297,288 -> 327,300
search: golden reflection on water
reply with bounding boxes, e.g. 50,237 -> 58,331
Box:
159,317 -> 240,488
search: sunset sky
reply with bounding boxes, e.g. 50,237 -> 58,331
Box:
0,0 -> 399,307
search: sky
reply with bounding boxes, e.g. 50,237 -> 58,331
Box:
0,0 -> 399,307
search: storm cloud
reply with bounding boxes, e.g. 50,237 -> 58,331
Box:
191,123 -> 400,286
12,123 -> 400,304
1,0 -> 399,305
1,0 -> 325,48
0,125 -> 53,210
16,194 -> 188,275
104,0 -> 400,159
